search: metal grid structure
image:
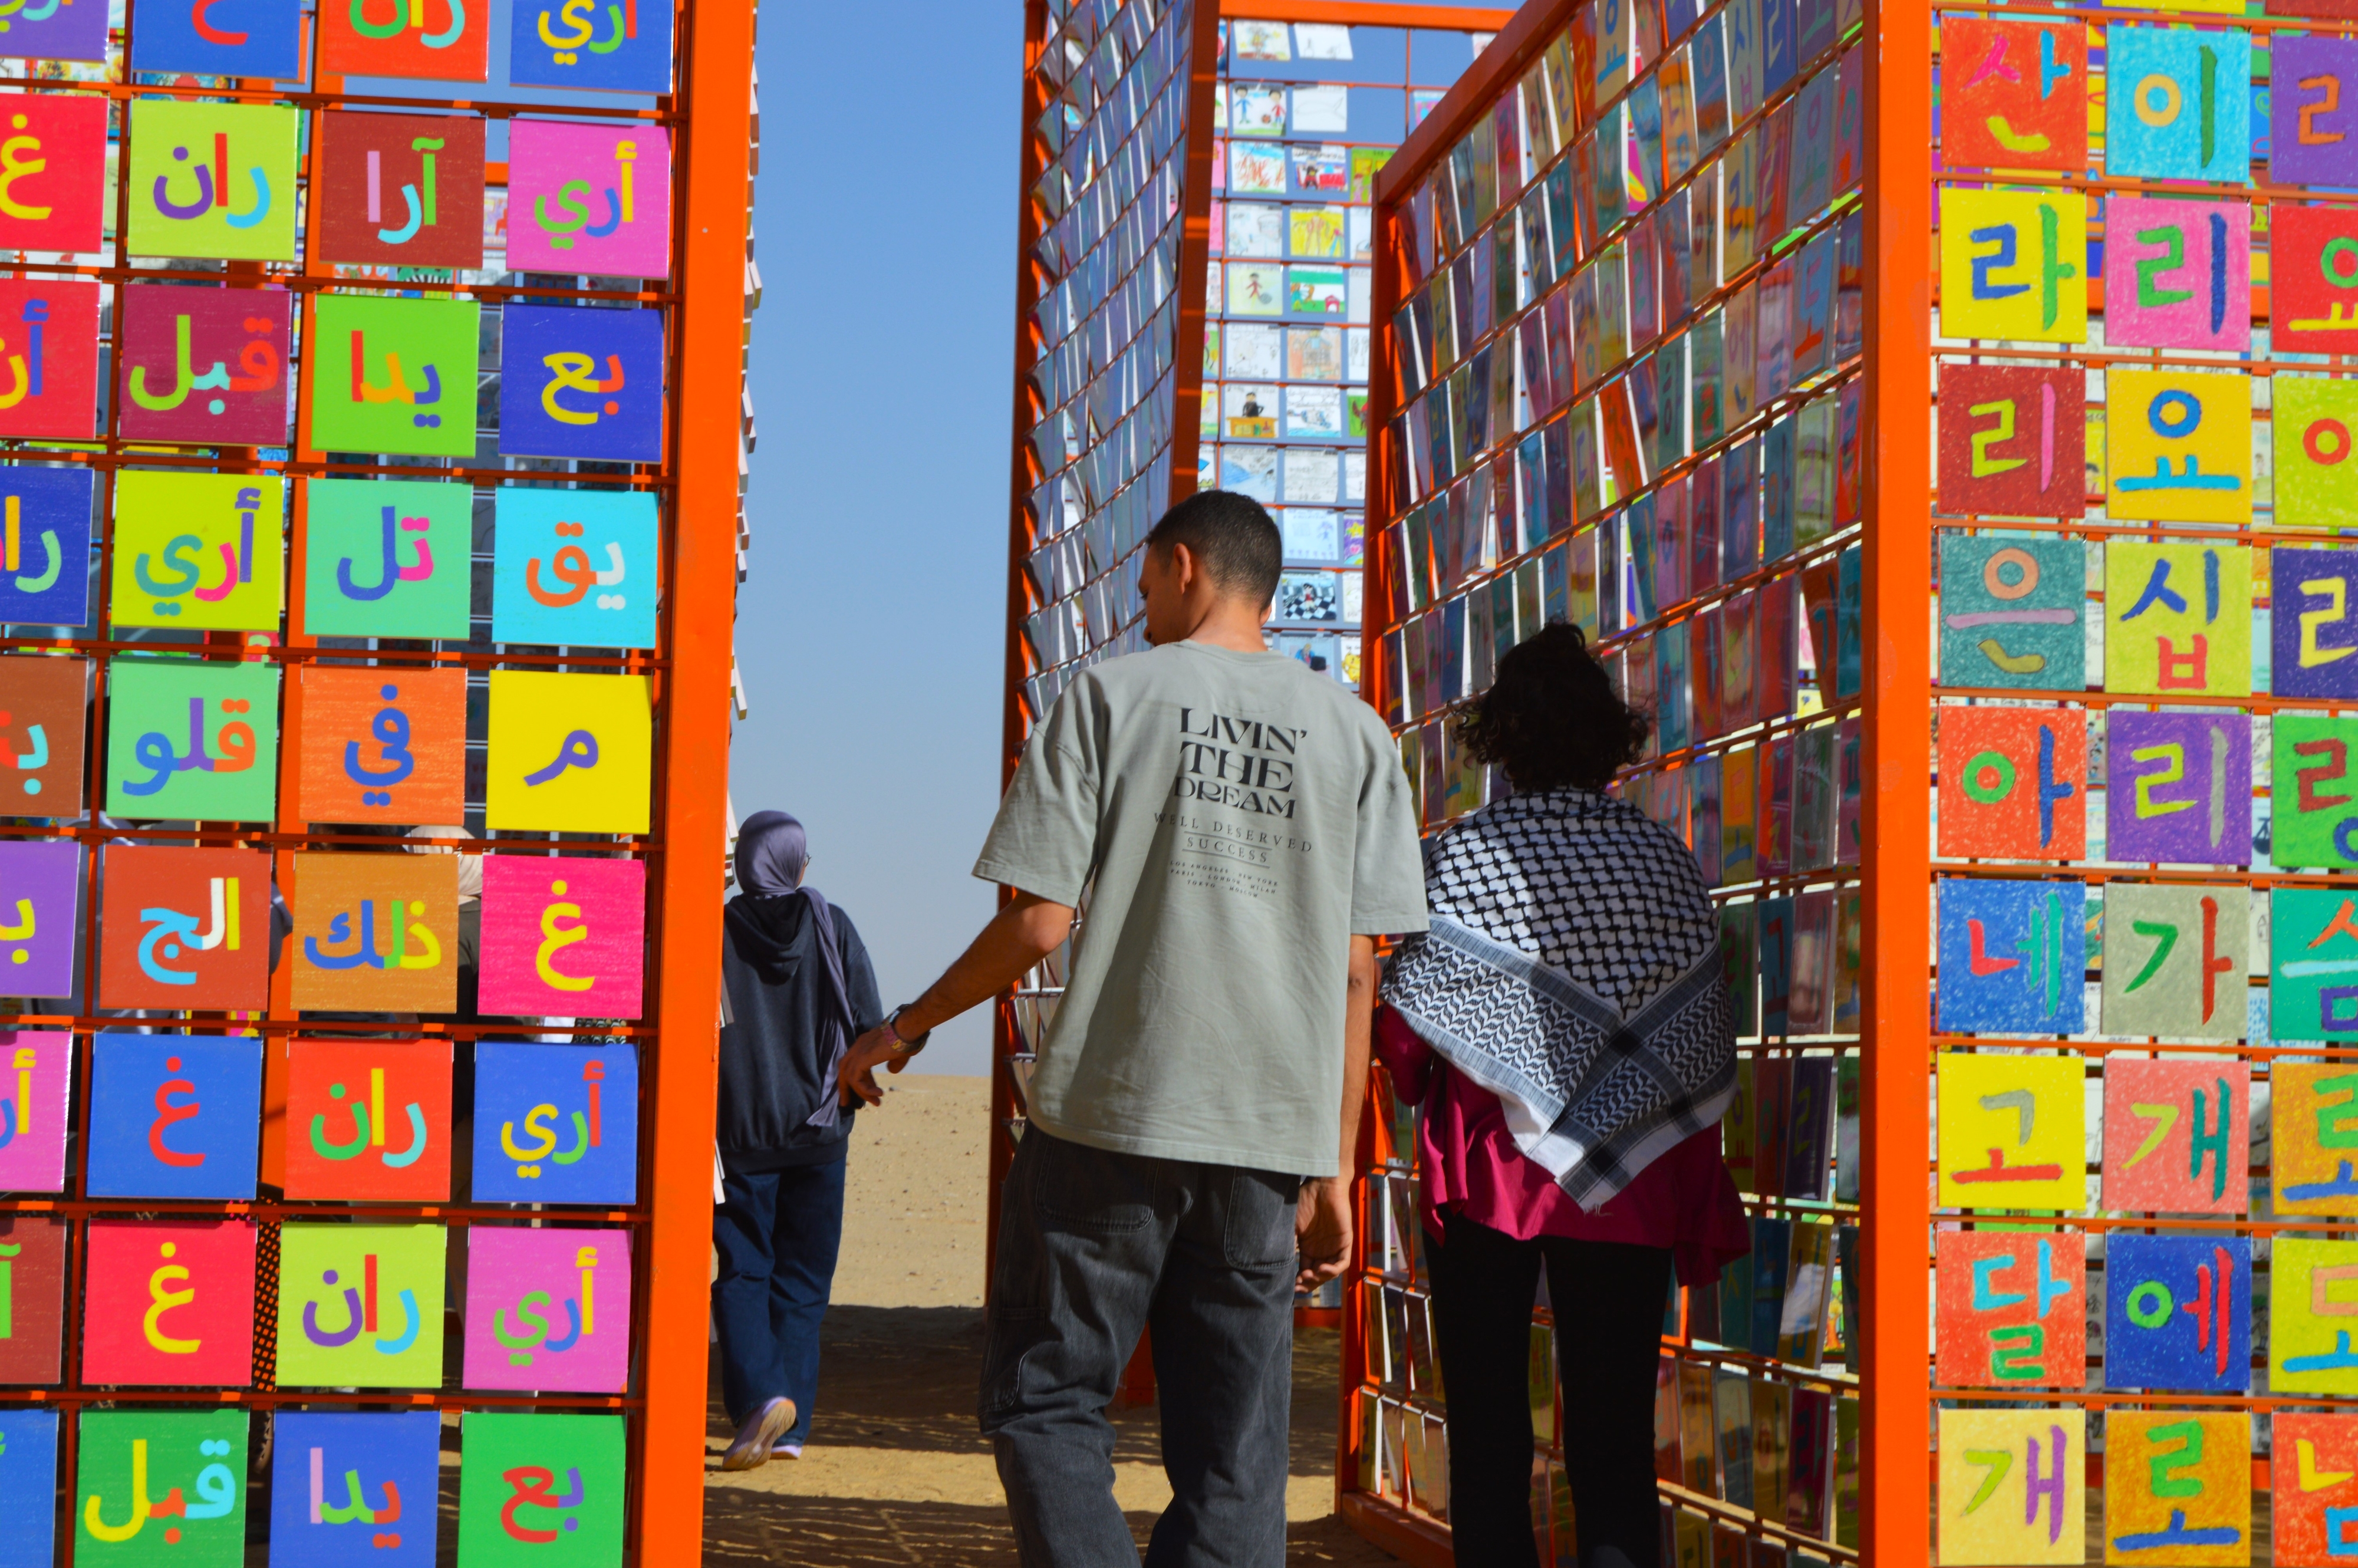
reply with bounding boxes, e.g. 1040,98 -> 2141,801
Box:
1353,0 -> 1875,1560
0,0 -> 755,1557
997,0 -> 1511,1380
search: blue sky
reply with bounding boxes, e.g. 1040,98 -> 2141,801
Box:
733,3 -> 1024,1075
734,3 -> 1500,1075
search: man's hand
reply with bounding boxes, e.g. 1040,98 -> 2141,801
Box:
838,891 -> 1079,1109
1296,1175 -> 1352,1291
837,1027 -> 903,1108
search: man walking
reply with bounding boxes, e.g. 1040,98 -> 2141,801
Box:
837,490 -> 1427,1565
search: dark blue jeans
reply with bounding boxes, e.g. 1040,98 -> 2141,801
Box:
980,1125 -> 1302,1567
712,1154 -> 847,1447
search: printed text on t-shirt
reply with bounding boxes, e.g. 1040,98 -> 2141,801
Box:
1172,706 -> 1302,817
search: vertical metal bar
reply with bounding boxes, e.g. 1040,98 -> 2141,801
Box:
1168,0 -> 1227,507
638,0 -> 756,1552
263,69 -> 340,1195
60,15 -> 142,1546
1366,136 -> 1413,714
1338,153 -> 1409,1509
992,0 -> 1052,1299
1859,0 -> 1934,1559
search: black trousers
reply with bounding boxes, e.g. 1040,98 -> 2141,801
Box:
1424,1214 -> 1673,1568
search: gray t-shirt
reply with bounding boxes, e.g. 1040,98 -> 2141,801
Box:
974,640 -> 1429,1177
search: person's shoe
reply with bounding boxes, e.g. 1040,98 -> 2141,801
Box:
719,1398 -> 796,1471
774,1444 -> 803,1461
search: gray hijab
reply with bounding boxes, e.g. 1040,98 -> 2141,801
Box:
730,812 -> 853,1126
734,811 -> 809,895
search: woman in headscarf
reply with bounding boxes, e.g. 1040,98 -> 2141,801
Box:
713,811 -> 885,1470
1375,624 -> 1748,1568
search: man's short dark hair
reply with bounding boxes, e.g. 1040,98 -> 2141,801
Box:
1147,490 -> 1283,605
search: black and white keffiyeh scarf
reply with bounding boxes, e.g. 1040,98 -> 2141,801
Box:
1378,786 -> 1737,1210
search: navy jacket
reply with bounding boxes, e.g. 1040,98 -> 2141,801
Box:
717,893 -> 886,1170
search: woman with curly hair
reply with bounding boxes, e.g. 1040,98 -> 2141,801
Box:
1376,622 -> 1749,1568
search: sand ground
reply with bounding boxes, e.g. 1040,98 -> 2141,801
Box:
700,1075 -> 1400,1565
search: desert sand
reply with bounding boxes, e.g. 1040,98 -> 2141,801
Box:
701,1074 -> 1400,1564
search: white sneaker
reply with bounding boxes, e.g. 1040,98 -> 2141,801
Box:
719,1397 -> 796,1471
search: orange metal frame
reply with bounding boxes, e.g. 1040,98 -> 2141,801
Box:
992,0 -> 1053,1286
1856,0 -> 1930,1562
643,0 -> 758,1554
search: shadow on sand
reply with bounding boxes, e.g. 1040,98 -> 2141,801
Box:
698,1305 -> 1392,1565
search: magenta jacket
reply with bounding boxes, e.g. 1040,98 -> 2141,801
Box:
1374,1004 -> 1751,1286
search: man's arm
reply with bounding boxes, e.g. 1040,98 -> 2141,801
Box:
836,890 -> 1076,1105
1296,934 -> 1378,1290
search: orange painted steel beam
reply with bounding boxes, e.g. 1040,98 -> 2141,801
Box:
1343,5 -> 1580,1551
1332,1072 -> 1385,1511
261,75 -> 340,1196
993,0 -> 1054,1293
1860,0 -> 1934,1562
1171,0 -> 1228,510
1372,0 -> 1574,208
1219,0 -> 1515,28
1349,72 -> 1410,1530
640,0 -> 756,1553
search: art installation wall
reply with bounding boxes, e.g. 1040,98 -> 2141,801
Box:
0,0 -> 757,1558
1353,0 -> 2358,1562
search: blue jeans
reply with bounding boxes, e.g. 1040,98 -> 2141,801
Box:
980,1126 -> 1302,1568
712,1155 -> 847,1447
